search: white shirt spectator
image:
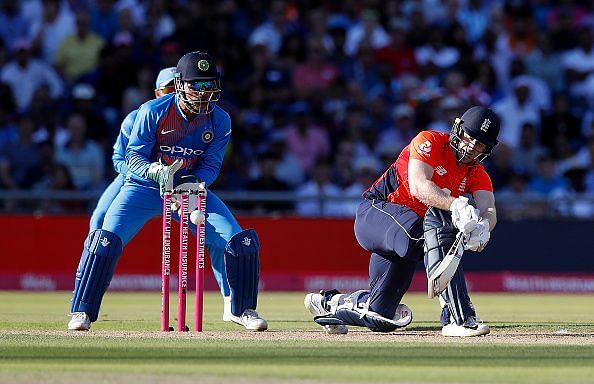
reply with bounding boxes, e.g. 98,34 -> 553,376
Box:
29,5 -> 76,62
0,56 -> 64,112
415,45 -> 460,69
249,22 -> 284,54
562,46 -> 594,98
492,83 -> 540,148
344,21 -> 390,56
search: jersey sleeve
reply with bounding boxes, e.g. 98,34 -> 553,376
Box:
125,104 -> 156,180
193,113 -> 231,186
112,110 -> 137,174
408,131 -> 441,168
468,166 -> 493,193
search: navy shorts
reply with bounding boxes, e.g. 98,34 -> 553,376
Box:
354,199 -> 424,261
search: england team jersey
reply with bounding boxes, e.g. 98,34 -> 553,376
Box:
364,131 -> 493,217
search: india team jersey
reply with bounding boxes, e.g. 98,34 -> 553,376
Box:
125,93 -> 231,187
111,109 -> 138,175
364,131 -> 493,217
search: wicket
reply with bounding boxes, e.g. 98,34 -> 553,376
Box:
161,183 -> 207,332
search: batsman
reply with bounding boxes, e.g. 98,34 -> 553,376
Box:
68,51 -> 267,332
305,106 -> 500,337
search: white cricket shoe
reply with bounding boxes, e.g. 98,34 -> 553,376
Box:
304,291 -> 348,335
228,309 -> 268,331
304,292 -> 331,316
442,316 -> 490,337
68,312 -> 91,331
393,303 -> 413,328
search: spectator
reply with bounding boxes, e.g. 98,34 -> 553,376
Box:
284,101 -> 330,175
0,39 -> 64,112
0,115 -> 42,189
497,171 -> 547,219
492,77 -> 540,148
29,0 -> 76,63
529,155 -> 569,196
524,31 -> 564,93
561,27 -> 594,102
377,103 -> 416,154
54,10 -> 105,83
55,113 -> 104,190
344,8 -> 390,56
512,122 -> 548,175
540,93 -> 582,152
0,0 -> 30,51
415,26 -> 460,80
248,0 -> 290,55
296,159 -> 343,217
339,157 -> 380,217
291,38 -> 339,98
375,23 -> 419,77
245,152 -> 293,214
90,0 -> 119,42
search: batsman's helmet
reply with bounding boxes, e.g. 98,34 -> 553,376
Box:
174,51 -> 221,114
449,106 -> 500,164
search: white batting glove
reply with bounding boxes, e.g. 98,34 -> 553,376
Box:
449,196 -> 479,234
465,219 -> 490,252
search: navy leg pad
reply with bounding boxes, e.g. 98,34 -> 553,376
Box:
224,229 -> 260,316
71,229 -> 122,322
439,265 -> 475,325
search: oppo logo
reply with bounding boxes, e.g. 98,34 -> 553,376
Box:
159,145 -> 204,156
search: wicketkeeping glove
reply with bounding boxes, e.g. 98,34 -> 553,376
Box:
170,175 -> 206,221
449,196 -> 479,234
147,159 -> 183,196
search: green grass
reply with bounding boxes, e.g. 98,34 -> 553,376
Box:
1,292 -> 593,383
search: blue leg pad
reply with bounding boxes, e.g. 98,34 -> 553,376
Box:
224,229 -> 260,316
71,229 -> 122,322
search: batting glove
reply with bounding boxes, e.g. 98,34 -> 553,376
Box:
449,196 -> 479,234
464,219 -> 490,252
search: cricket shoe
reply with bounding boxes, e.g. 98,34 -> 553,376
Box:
442,316 -> 490,337
228,309 -> 268,331
392,303 -> 413,328
304,290 -> 348,335
68,312 -> 91,331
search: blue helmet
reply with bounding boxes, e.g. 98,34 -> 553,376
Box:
450,106 -> 500,164
174,51 -> 221,114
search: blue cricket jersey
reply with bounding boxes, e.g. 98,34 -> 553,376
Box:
112,109 -> 138,175
126,93 -> 231,187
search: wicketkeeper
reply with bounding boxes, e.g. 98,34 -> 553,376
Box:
68,51 -> 267,332
305,106 -> 500,337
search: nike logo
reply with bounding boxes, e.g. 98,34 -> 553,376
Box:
161,129 -> 175,134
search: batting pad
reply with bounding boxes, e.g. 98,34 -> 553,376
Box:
224,229 -> 260,316
71,230 -> 122,322
423,207 -> 461,298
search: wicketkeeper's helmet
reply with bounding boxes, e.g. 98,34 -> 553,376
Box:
175,51 -> 221,114
450,106 -> 500,164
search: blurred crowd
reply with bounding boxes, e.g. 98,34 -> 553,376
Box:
1,0 -> 594,218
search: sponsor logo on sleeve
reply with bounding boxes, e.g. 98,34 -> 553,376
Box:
416,140 -> 432,157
